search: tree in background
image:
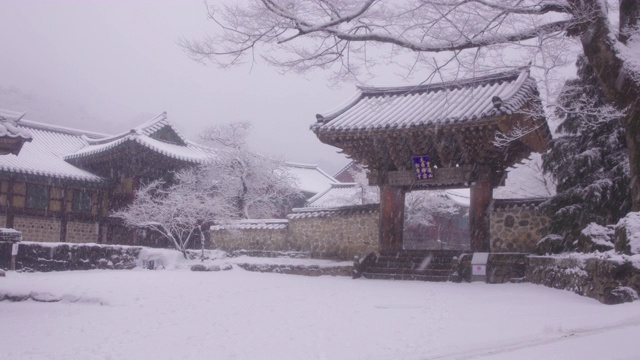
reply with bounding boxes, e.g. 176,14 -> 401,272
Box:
542,55 -> 630,241
200,121 -> 303,219
182,0 -> 640,213
112,169 -> 236,258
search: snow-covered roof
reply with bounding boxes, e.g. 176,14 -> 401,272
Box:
313,68 -> 537,132
0,113 -> 105,182
65,112 -> 215,163
210,219 -> 289,231
288,204 -> 378,219
306,183 -> 365,208
0,109 -> 33,141
285,162 -> 339,195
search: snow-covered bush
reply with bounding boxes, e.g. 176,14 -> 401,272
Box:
614,212 -> 640,255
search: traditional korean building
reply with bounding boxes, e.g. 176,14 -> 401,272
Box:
0,111 -> 215,244
0,109 -> 340,245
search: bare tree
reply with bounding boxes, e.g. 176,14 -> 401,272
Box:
112,169 -> 236,258
182,0 -> 640,211
200,122 -> 303,219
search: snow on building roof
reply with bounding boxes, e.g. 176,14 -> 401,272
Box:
287,204 -> 378,219
306,183 -> 366,208
285,162 -> 339,195
0,109 -> 33,141
313,68 -> 537,132
0,116 -> 104,182
210,219 -> 289,231
64,112 -> 216,164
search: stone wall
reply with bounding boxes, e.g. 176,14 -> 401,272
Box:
209,205 -> 379,260
288,205 -> 379,260
0,242 -> 141,272
211,220 -> 290,252
491,199 -> 549,253
13,215 -> 61,242
66,221 -> 99,243
526,255 -> 640,304
0,215 -> 5,227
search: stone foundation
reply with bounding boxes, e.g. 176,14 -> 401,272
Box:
13,216 -> 61,242
0,242 -> 141,272
526,255 -> 640,304
491,199 -> 549,253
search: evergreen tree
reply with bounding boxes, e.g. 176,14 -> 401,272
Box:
542,56 -> 630,241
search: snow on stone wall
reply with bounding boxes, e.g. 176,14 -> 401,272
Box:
209,205 -> 379,260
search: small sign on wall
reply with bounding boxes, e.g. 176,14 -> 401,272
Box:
11,243 -> 19,256
412,155 -> 433,180
472,264 -> 486,276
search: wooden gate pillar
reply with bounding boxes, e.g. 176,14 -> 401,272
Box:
379,186 -> 405,251
470,179 -> 493,252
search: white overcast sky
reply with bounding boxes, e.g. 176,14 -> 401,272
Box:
0,0 -> 395,173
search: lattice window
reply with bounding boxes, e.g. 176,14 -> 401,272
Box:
26,184 -> 49,210
72,190 -> 92,213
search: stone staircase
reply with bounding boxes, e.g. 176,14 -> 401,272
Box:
354,250 -> 462,282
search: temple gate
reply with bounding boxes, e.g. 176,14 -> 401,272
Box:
312,69 -> 551,253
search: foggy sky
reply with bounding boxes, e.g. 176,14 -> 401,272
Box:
0,0 -> 380,173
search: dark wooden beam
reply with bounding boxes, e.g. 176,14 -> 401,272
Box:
379,186 -> 405,251
469,174 -> 493,252
386,166 -> 474,187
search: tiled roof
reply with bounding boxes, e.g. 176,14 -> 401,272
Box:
287,204 -> 378,219
306,183 -> 366,208
65,133 -> 215,164
313,68 -> 537,132
0,117 -> 104,182
210,219 -> 289,231
64,112 -> 216,163
285,162 -> 339,195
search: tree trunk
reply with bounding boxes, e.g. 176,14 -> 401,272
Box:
573,0 -> 640,210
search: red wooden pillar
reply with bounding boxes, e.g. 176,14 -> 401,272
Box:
470,180 -> 492,252
379,186 -> 405,251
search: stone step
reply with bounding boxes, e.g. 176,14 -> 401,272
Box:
365,267 -> 451,276
372,258 -> 454,269
362,272 -> 450,282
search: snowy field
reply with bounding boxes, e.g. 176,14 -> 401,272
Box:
2,267 -> 640,360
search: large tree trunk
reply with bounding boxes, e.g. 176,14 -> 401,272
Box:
573,0 -> 640,210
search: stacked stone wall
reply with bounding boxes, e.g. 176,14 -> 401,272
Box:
0,215 -> 6,228
491,203 -> 549,253
213,228 -> 289,252
13,216 -> 61,243
208,205 -> 380,260
0,242 -> 141,271
526,255 -> 640,304
66,221 -> 99,243
288,208 -> 379,260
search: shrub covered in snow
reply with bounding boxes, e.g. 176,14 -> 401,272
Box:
615,212 -> 640,255
576,223 -> 614,253
536,234 -> 565,255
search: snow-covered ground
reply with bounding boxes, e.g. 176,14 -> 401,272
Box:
1,267 -> 640,360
